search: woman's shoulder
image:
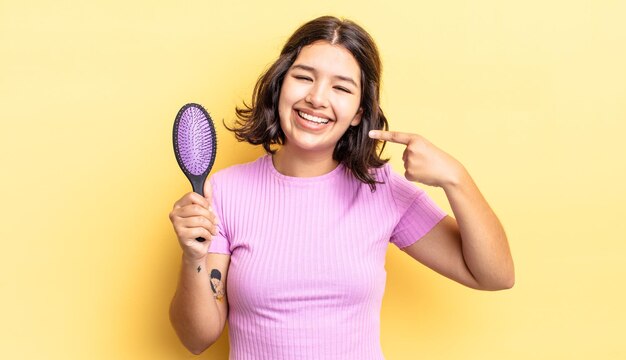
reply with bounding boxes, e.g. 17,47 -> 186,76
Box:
369,162 -> 424,198
211,154 -> 268,183
367,162 -> 399,186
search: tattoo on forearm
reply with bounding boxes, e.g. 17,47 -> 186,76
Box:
210,269 -> 225,301
197,265 -> 201,273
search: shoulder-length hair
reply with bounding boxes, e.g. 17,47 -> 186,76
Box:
227,16 -> 389,191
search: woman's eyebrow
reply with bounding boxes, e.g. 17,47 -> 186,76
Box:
335,75 -> 358,87
291,64 -> 358,87
291,64 -> 315,72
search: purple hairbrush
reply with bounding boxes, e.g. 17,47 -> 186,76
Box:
173,103 -> 217,242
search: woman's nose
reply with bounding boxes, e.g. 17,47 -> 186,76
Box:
305,84 -> 328,108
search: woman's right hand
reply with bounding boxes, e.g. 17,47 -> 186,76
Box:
169,181 -> 218,261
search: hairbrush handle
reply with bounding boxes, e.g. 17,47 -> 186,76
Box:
190,177 -> 205,197
190,177 -> 206,242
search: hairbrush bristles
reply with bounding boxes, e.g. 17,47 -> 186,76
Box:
176,106 -> 216,176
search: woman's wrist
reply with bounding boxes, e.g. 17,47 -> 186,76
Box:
182,253 -> 207,269
440,162 -> 470,191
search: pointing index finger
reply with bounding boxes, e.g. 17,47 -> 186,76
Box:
368,130 -> 414,145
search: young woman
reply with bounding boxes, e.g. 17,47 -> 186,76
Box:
168,16 -> 514,359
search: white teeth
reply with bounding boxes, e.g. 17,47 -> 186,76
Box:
298,111 -> 329,124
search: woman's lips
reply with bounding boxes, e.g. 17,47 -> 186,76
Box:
298,110 -> 330,124
294,109 -> 332,131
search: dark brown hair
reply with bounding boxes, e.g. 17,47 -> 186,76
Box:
227,16 -> 389,191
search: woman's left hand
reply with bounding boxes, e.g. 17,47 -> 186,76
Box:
369,130 -> 467,188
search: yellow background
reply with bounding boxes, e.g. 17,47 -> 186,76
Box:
1,0 -> 625,358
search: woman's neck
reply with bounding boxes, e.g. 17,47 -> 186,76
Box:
272,147 -> 338,178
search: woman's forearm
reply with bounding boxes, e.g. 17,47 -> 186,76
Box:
169,255 -> 223,354
442,169 -> 515,290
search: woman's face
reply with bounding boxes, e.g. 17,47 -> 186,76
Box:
278,40 -> 362,156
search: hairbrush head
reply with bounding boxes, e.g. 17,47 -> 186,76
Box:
173,103 -> 217,196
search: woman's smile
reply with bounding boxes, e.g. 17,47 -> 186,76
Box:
293,109 -> 334,132
298,110 -> 331,124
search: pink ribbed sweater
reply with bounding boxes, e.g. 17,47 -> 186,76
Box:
208,155 -> 446,359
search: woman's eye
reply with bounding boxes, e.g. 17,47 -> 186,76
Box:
294,75 -> 312,81
335,86 -> 351,94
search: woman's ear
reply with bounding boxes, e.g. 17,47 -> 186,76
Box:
350,108 -> 363,126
